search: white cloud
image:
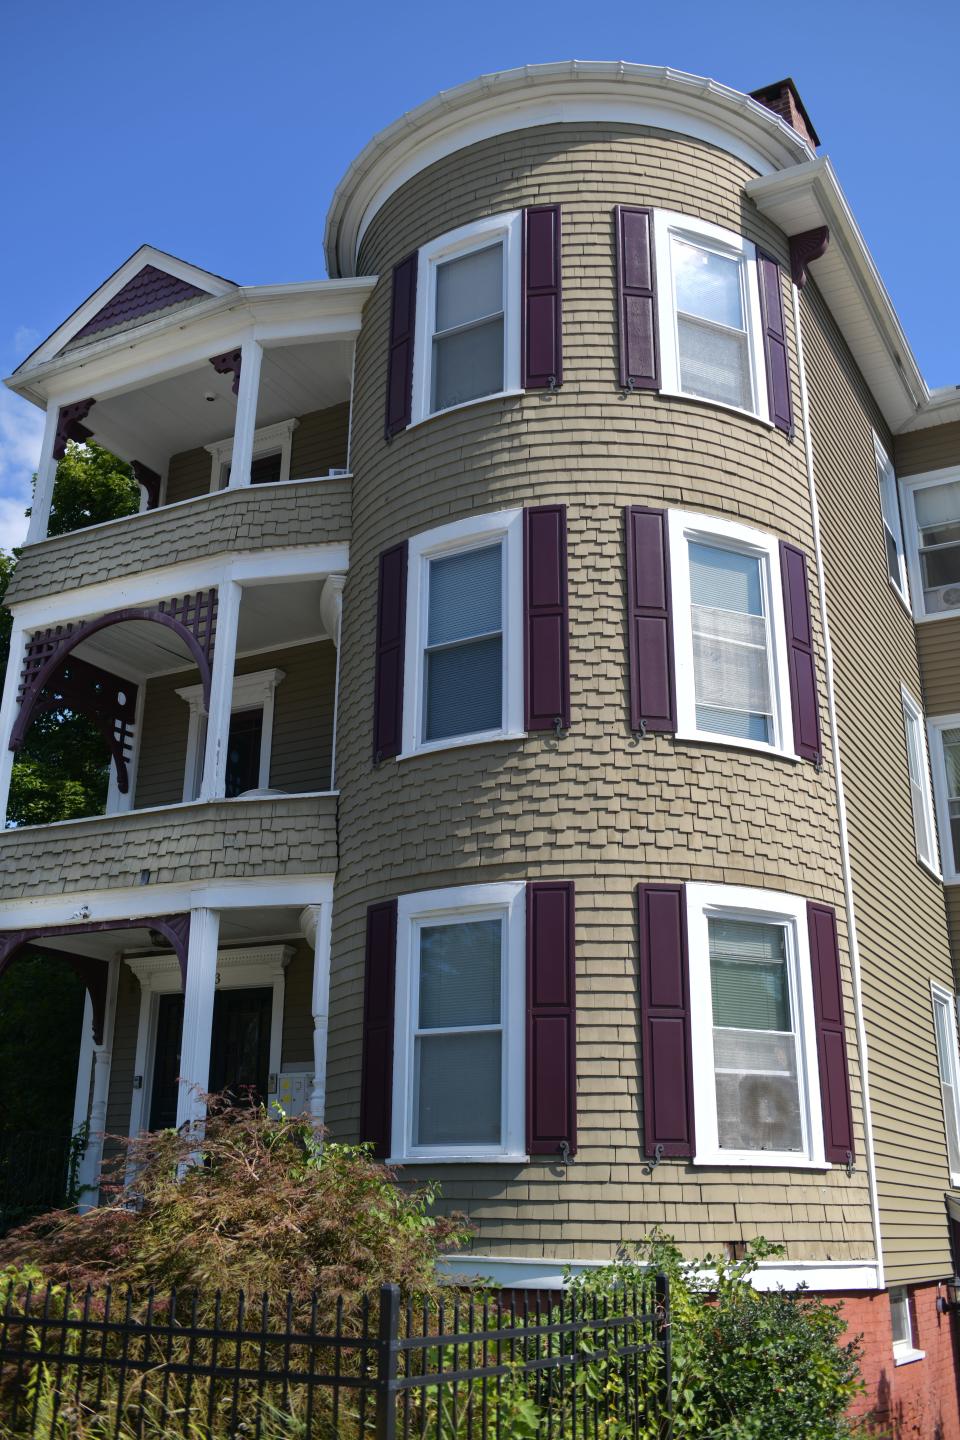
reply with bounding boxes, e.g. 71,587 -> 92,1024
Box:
0,386 -> 43,555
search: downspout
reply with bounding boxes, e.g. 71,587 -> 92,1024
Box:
792,282 -> 885,1290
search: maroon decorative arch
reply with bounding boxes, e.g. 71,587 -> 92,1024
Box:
26,655 -> 139,794
131,461 -> 161,511
209,349 -> 242,395
0,914 -> 191,1044
54,399 -> 96,460
10,592 -> 218,758
789,227 -> 830,289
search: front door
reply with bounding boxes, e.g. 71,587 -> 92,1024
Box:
148,987 -> 273,1130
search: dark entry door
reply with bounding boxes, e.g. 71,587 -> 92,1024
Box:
148,987 -> 273,1130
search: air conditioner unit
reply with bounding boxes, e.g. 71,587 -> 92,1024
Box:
719,1072 -> 802,1154
328,467 -> 350,477
924,584 -> 960,613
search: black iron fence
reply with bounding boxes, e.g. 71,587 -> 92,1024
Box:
0,1277 -> 670,1438
0,1132 -> 80,1233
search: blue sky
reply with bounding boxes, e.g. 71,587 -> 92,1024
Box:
1,0 -> 956,551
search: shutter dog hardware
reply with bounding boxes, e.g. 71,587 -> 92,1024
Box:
643,1143 -> 665,1176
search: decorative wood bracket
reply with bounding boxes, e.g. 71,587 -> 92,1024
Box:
10,591 -> 218,757
131,461 -> 162,511
0,914 -> 192,1042
53,399 -> 96,460
789,227 -> 830,289
209,349 -> 242,395
25,654 -> 138,793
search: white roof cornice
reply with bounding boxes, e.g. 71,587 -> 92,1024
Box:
324,60 -> 815,278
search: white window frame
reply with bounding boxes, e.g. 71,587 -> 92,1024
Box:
686,883 -> 827,1169
667,509 -> 795,759
932,982 -> 960,1189
410,212 -> 523,427
400,510 -> 524,760
176,668 -> 285,801
929,714 -> 960,883
889,1287 -> 925,1366
205,418 -> 299,492
901,464 -> 960,622
901,685 -> 940,876
873,434 -> 911,609
653,210 -> 770,425
389,882 -> 526,1164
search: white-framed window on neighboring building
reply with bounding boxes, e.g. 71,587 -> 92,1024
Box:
205,418 -> 300,491
668,509 -> 794,757
401,510 -> 524,758
901,466 -> 960,619
890,1287 -> 925,1366
874,435 -> 910,606
901,686 -> 940,875
932,984 -> 960,1189
653,210 -> 770,423
411,213 -> 523,425
176,668 -> 285,800
389,883 -> 526,1164
687,884 -> 826,1168
928,716 -> 960,883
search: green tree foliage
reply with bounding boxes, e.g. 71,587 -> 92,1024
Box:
0,956 -> 85,1135
45,440 -> 141,539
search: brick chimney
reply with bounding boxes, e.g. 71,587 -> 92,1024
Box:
749,78 -> 820,150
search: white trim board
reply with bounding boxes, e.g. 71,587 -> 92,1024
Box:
436,1255 -> 882,1293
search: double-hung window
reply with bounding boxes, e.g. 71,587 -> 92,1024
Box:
901,687 -> 939,874
669,510 -> 793,756
902,468 -> 960,618
412,214 -> 522,425
402,511 -> 524,757
176,669 -> 285,801
391,883 -> 526,1162
890,1287 -> 924,1365
932,984 -> 960,1187
687,884 -> 824,1167
929,717 -> 960,881
654,211 -> 769,422
874,437 -> 910,604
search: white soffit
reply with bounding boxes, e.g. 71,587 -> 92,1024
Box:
324,60 -> 815,278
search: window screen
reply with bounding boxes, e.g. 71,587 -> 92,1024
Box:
875,446 -> 907,598
709,917 -> 803,1153
672,238 -> 751,411
933,991 -> 960,1178
432,243 -> 505,413
914,479 -> 960,613
689,542 -> 774,743
903,697 -> 936,868
413,918 -> 503,1147
942,728 -> 960,871
890,1289 -> 912,1351
424,542 -> 503,742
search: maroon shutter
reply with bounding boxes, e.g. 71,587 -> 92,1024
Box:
780,542 -> 821,763
526,881 -> 577,1156
522,206 -> 562,390
359,900 -> 398,1159
384,252 -> 418,439
615,206 -> 659,390
807,902 -> 855,1165
756,251 -> 793,434
524,505 -> 570,731
637,883 -> 694,1157
373,542 -> 407,762
625,507 -> 676,733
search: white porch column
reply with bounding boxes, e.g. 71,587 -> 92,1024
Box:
199,580 -> 241,800
76,956 -> 121,1211
0,618 -> 26,826
319,575 -> 345,790
175,908 -> 220,1130
227,339 -> 263,489
25,403 -> 60,545
300,902 -> 333,1128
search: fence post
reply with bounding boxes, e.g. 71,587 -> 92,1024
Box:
655,1272 -> 672,1440
375,1283 -> 401,1440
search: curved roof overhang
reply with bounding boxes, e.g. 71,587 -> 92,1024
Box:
324,60 -> 815,278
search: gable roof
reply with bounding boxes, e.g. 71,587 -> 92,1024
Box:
16,245 -> 237,373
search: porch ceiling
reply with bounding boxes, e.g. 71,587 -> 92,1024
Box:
34,907 -> 307,964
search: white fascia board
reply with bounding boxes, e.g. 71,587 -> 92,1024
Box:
745,159 -> 929,432
0,871 -> 335,932
900,387 -> 960,434
324,61 -> 813,278
436,1254 -> 881,1293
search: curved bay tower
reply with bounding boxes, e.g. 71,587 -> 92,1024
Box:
4,63 -> 960,1432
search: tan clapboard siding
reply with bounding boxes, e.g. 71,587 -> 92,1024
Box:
290,404 -> 350,478
164,445 -> 212,505
801,281 -> 955,1285
324,121 -> 876,1264
917,618 -> 960,716
281,941 -> 316,1069
134,641 -> 336,809
894,421 -> 960,478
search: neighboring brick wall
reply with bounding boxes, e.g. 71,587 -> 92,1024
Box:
841,1284 -> 960,1438
5,478 -> 351,605
0,795 -> 337,896
326,121 -> 875,1262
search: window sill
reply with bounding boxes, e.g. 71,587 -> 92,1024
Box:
675,728 -> 800,763
694,1150 -> 829,1170
398,730 -> 526,763
893,1347 -> 926,1367
386,1154 -> 529,1166
914,607 -> 960,624
407,389 -> 524,432
657,386 -> 774,431
886,576 -> 914,619
917,853 -> 943,883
